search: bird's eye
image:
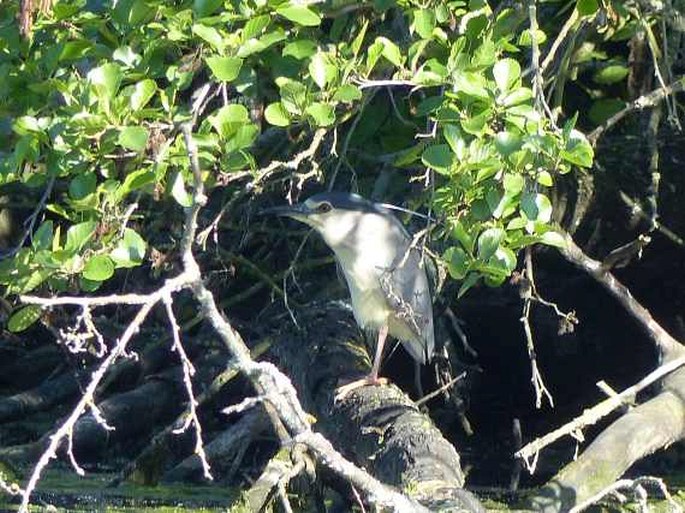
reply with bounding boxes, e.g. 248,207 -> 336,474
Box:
317,202 -> 332,213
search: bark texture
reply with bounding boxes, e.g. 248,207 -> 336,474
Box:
276,301 -> 484,512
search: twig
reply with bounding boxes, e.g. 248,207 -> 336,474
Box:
196,129 -> 327,247
163,293 -> 212,480
528,1 -> 557,125
516,354 -> 685,467
328,89 -> 377,190
559,232 -> 682,356
354,78 -> 419,90
569,475 -> 683,513
619,191 -> 684,247
588,78 -> 685,145
414,372 -> 465,407
518,248 -> 555,408
0,173 -> 56,260
539,8 -> 579,76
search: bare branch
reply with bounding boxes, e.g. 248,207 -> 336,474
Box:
588,78 -> 685,145
516,355 -> 685,466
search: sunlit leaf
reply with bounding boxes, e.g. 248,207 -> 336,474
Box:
8,305 -> 42,333
205,56 -> 243,82
422,144 -> 454,174
118,126 -> 149,152
276,6 -> 321,26
83,254 -> 115,281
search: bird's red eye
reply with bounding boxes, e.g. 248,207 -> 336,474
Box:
318,202 -> 332,213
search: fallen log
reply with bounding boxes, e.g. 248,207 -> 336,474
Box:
275,301 -> 485,512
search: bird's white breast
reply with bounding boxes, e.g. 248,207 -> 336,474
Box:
320,211 -> 404,331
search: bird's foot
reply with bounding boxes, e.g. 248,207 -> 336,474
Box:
334,375 -> 388,402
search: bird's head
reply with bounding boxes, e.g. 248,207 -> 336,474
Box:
263,192 -> 386,238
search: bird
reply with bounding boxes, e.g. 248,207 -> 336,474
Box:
266,191 -> 435,391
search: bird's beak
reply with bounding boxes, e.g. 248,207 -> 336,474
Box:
259,204 -> 311,223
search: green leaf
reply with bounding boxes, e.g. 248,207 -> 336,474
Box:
577,0 -> 599,16
80,277 -> 103,292
69,172 -> 97,200
192,24 -> 225,51
413,9 -> 436,39
65,221 -> 97,252
238,29 -> 286,57
113,46 -> 141,67
492,247 -> 517,274
495,131 -> 522,156
537,171 -> 553,187
82,254 -> 115,281
171,171 -> 192,208
517,28 -> 547,47
421,144 -> 454,174
277,79 -> 307,115
32,221 -> 53,251
444,246 -> 468,279
443,124 -> 466,160
493,58 -> 521,93
243,14 -> 270,40
593,64 -> 629,85
503,174 -> 524,194
276,6 -> 321,26
589,98 -> 625,125
193,0 -> 222,17
499,87 -> 533,108
461,109 -> 491,136
12,116 -> 43,135
333,84 -> 362,102
540,230 -> 567,248
205,56 -> 243,82
521,192 -> 553,222
376,37 -> 404,67
117,169 -> 156,200
87,62 -> 123,98
131,79 -> 157,110
561,130 -> 594,168
452,220 -> 474,254
458,273 -> 480,297
351,19 -> 368,58
110,228 -> 147,268
305,102 -> 335,127
454,71 -> 489,99
208,104 -> 249,139
8,305 -> 42,333
283,39 -> 318,60
60,40 -> 92,61
118,126 -> 149,152
477,227 -> 505,259
225,125 -> 258,153
264,103 -> 291,126
308,52 -> 337,89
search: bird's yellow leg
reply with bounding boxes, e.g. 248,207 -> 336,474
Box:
335,325 -> 389,401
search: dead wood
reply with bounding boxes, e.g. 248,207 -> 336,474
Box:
0,343 -> 64,390
525,235 -> 685,512
0,369 -> 83,423
162,407 -> 271,484
275,302 -> 485,512
529,390 -> 685,512
71,369 -> 186,462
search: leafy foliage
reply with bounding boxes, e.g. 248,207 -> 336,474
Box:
3,0 -> 659,317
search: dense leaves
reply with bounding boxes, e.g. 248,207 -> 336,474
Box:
2,0 -> 658,324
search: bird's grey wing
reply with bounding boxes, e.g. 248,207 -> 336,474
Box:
379,246 -> 435,363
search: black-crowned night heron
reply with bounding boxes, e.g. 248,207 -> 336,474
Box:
267,192 -> 434,389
